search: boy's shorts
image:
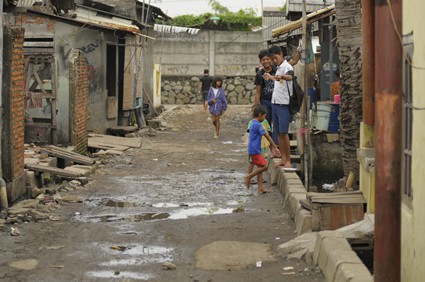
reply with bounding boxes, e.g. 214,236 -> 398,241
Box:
250,154 -> 267,167
272,104 -> 290,134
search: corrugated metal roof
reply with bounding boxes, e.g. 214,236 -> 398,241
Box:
272,4 -> 335,38
286,0 -> 335,13
73,6 -> 141,34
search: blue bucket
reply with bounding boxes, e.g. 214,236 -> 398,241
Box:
328,104 -> 340,132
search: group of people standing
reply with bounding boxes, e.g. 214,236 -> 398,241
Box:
198,45 -> 301,194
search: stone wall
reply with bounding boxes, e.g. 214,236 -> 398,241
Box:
161,76 -> 257,105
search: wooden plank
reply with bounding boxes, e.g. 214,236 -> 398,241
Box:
26,163 -> 82,177
311,198 -> 366,204
307,191 -> 363,198
42,145 -> 95,165
89,134 -> 142,148
318,204 -> 364,230
24,42 -> 55,48
88,140 -> 129,151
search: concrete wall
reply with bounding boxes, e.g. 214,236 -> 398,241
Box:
141,28 -> 155,109
153,30 -> 261,77
401,1 -> 425,280
153,30 -> 262,106
11,12 -> 142,140
54,21 -> 118,137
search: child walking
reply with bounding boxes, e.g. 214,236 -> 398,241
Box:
244,105 -> 279,194
207,77 -> 227,139
247,105 -> 272,177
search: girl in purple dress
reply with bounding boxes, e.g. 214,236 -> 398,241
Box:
207,77 -> 227,139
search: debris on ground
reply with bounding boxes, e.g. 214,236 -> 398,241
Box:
232,206 -> 245,213
110,245 -> 128,252
10,227 -> 20,236
162,262 -> 177,270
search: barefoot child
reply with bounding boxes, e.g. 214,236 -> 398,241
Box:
244,105 -> 279,194
247,105 -> 276,178
207,77 -> 227,139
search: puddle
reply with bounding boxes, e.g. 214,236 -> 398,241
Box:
85,215 -> 126,223
128,213 -> 170,222
169,207 -> 234,219
86,271 -> 152,280
152,203 -> 181,208
106,245 -> 173,257
105,200 -> 136,208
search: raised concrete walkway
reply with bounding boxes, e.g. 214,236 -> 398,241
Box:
268,158 -> 373,282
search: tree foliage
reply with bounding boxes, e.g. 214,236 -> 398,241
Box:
156,0 -> 261,31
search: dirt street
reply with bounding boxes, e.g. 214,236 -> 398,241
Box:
0,105 -> 324,282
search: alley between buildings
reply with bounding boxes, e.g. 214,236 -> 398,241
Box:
0,105 -> 324,282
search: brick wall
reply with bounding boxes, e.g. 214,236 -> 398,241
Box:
1,27 -> 25,182
69,50 -> 89,155
15,13 -> 55,32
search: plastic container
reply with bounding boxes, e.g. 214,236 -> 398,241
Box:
333,94 -> 340,104
312,102 -> 332,131
328,104 -> 340,132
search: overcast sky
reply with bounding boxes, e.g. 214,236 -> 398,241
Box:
152,0 -> 284,17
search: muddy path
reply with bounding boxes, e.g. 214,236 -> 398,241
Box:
0,105 -> 324,282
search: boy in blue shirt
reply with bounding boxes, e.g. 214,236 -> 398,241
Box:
244,105 -> 279,194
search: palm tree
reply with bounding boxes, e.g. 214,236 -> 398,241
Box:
335,0 -> 363,189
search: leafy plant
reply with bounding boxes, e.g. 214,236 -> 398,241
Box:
156,0 -> 261,31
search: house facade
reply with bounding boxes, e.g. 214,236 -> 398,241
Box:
401,0 -> 425,280
0,0 -> 164,203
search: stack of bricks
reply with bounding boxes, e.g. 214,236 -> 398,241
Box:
69,50 -> 89,155
2,27 -> 25,183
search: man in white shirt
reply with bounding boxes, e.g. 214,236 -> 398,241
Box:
267,45 -> 293,168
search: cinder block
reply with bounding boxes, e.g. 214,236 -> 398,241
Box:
284,186 -> 307,202
324,250 -> 363,281
286,178 -> 303,188
295,208 -> 312,235
334,263 -> 373,282
276,170 -> 286,192
288,193 -> 306,219
313,231 -> 347,267
25,170 -> 38,189
268,158 -> 280,185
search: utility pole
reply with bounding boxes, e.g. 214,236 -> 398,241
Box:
301,0 -> 310,190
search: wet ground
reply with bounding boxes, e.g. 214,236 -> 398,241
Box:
0,105 -> 325,281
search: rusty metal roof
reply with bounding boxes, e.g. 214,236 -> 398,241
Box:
19,3 -> 142,34
74,5 -> 141,34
